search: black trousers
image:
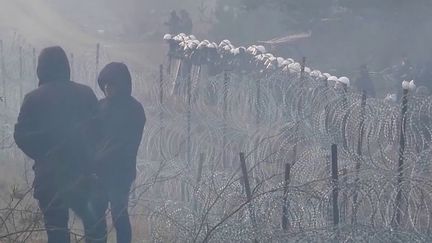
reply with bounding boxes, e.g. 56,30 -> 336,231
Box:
36,176 -> 108,243
102,178 -> 133,243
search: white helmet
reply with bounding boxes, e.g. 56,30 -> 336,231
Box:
277,57 -> 285,67
256,45 -> 266,54
310,70 -> 321,78
408,80 -> 416,91
328,76 -> 339,82
281,60 -> 291,67
163,34 -> 172,41
197,41 -> 208,50
288,62 -> 301,73
402,80 -> 410,90
338,76 -> 350,86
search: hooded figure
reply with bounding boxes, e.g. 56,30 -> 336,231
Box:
179,10 -> 193,34
95,62 -> 146,243
14,46 -> 107,243
165,10 -> 181,34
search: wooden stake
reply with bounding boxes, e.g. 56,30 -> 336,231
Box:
394,88 -> 409,228
300,57 -> 306,81
239,152 -> 258,243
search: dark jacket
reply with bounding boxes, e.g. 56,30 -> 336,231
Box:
165,11 -> 181,35
14,46 -> 98,198
179,12 -> 193,35
95,62 -> 145,184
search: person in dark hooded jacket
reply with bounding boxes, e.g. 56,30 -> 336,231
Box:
165,10 -> 181,34
14,46 -> 107,243
94,62 -> 145,243
179,10 -> 193,35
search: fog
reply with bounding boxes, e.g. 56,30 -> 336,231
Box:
2,0 -> 431,76
1,0 -> 432,242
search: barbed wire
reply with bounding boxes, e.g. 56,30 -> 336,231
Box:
1,31 -> 432,242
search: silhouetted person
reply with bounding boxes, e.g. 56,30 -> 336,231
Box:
179,10 -> 193,34
14,46 -> 107,243
165,10 -> 181,34
95,63 -> 146,243
354,64 -> 376,98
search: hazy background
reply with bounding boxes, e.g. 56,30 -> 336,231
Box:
1,0 -> 432,82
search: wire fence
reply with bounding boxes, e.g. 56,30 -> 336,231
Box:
1,32 -> 432,242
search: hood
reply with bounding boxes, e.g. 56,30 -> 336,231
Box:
37,46 -> 71,86
98,62 -> 132,96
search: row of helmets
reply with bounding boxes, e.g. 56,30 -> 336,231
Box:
164,33 -> 353,87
